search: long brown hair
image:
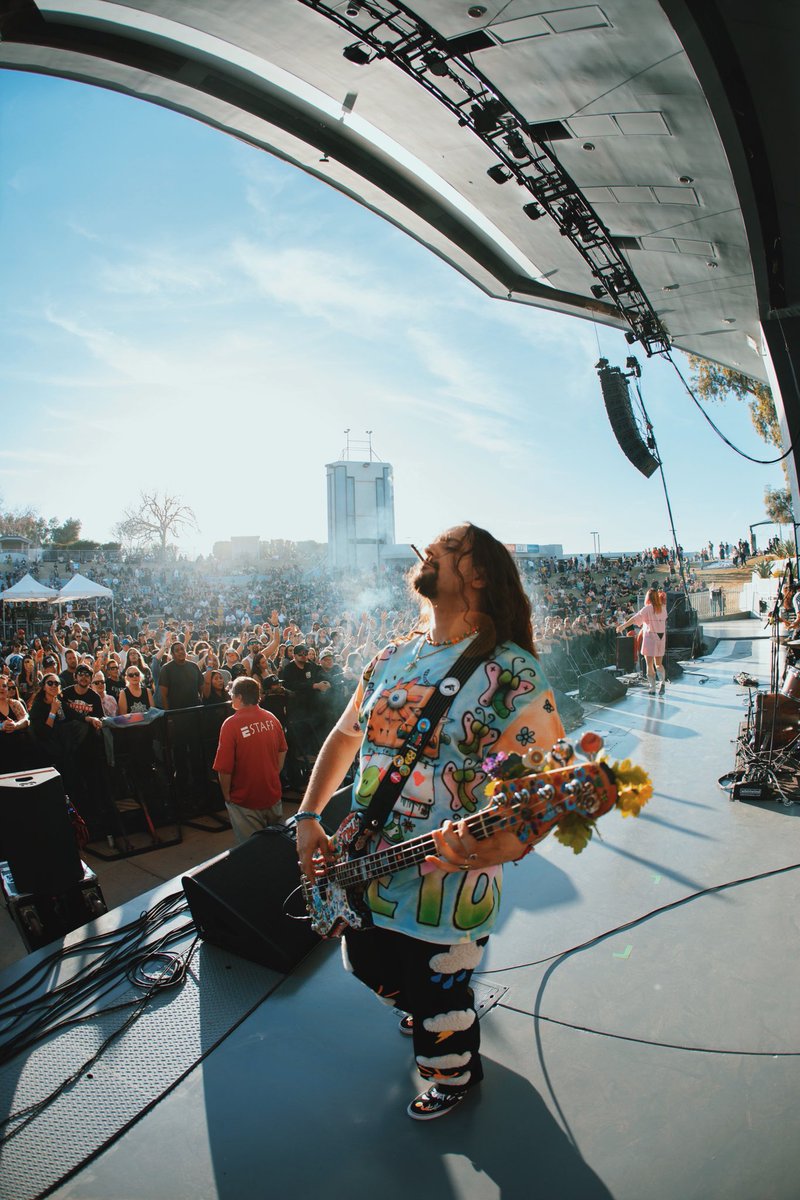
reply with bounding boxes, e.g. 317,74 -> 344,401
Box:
461,524 -> 537,655
645,587 -> 664,613
409,524 -> 537,655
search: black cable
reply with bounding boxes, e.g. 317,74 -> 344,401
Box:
474,858 -> 800,1080
667,352 -> 793,464
0,907 -> 191,1032
476,857 -> 800,974
0,895 -> 193,1065
498,1001 -> 800,1058
0,935 -> 200,1144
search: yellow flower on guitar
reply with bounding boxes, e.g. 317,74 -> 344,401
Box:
604,758 -> 654,817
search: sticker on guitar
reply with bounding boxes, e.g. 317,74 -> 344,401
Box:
301,732 -> 652,937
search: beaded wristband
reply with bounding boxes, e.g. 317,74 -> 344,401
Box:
294,811 -> 322,823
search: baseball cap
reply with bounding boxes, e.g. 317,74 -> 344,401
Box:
294,644 -> 309,654
75,665 -> 92,678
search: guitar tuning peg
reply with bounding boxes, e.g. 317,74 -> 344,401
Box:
579,731 -> 604,760
551,738 -> 574,766
522,747 -> 546,771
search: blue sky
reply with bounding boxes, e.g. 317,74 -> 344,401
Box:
0,70 -> 785,557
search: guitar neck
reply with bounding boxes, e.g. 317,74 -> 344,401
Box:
331,768 -> 608,889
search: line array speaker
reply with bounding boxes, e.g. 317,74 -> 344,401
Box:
597,359 -> 660,478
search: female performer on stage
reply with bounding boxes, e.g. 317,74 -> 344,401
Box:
617,587 -> 667,694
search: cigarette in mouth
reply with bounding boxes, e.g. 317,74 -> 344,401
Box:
410,544 -> 425,561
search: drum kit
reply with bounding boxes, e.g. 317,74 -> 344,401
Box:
750,650 -> 800,751
730,638 -> 800,804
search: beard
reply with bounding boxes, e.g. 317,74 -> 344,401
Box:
412,561 -> 438,599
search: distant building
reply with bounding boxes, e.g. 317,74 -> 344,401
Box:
327,457 -> 396,571
212,537 -> 260,562
505,543 -> 563,561
0,535 -> 32,564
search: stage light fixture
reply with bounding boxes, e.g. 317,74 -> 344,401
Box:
523,202 -> 543,220
423,51 -> 449,76
470,98 -> 506,134
590,284 -> 607,299
343,42 -> 372,64
624,331 -> 638,344
487,165 -> 512,184
504,131 -> 529,160
346,2 -> 361,14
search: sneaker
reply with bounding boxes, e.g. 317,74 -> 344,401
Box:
407,1086 -> 469,1121
658,681 -> 665,695
647,687 -> 656,695
399,1013 -> 414,1037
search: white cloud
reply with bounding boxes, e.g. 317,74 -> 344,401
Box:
230,240 -> 423,332
95,250 -> 221,296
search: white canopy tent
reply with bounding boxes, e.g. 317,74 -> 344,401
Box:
0,574 -> 59,603
57,574 -> 115,627
0,573 -> 59,638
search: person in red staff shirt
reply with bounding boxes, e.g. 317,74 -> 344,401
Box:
213,675 -> 288,843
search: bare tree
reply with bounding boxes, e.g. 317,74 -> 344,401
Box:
116,491 -> 198,554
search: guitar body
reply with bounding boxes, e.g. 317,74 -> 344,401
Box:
302,812 -> 375,937
302,756 -> 620,938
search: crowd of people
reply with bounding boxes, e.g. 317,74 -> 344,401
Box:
0,541 -> 713,839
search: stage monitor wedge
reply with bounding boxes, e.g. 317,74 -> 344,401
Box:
597,359 -> 661,478
183,826 -> 320,973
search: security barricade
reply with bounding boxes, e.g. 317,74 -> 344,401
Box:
91,702 -> 234,857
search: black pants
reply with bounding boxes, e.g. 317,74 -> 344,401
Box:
343,925 -> 487,1093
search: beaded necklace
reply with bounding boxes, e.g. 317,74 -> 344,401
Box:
409,628 -> 478,666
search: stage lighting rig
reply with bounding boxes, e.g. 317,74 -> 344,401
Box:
296,0 -> 671,356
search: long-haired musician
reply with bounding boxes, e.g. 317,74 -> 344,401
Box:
295,523 -> 563,1120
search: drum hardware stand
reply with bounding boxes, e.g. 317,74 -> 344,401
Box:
722,678 -> 800,805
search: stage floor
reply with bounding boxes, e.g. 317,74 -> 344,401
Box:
3,619 -> 800,1200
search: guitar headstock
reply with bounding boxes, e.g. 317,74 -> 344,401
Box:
482,733 -> 652,854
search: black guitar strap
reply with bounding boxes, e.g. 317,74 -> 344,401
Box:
360,637 -> 491,834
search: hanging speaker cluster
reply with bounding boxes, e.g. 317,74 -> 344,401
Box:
596,358 -> 661,478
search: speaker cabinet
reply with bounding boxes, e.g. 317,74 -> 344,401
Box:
616,636 -> 637,672
666,591 -> 696,630
578,669 -> 628,703
550,687 -> 584,733
183,825 -> 320,973
0,768 -> 84,895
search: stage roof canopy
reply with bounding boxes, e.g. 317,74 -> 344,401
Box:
1,1 -> 798,448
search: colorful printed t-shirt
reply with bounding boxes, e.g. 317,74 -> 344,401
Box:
335,634 -> 565,943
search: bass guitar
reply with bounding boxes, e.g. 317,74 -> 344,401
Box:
301,737 -> 650,937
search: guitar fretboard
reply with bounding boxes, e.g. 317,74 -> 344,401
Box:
328,765 -> 613,891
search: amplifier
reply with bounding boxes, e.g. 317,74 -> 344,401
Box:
731,780 -> 777,803
0,859 -> 107,953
